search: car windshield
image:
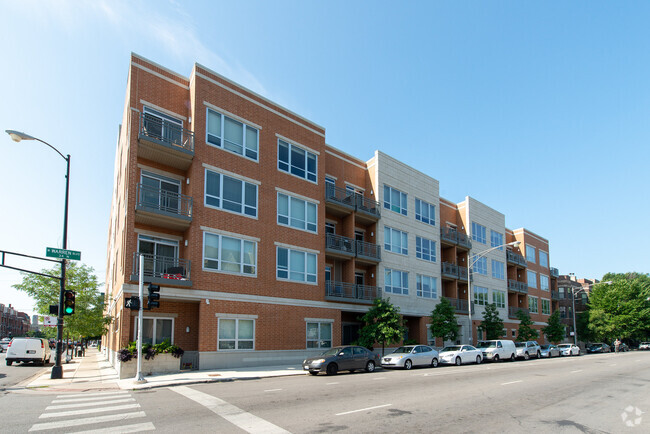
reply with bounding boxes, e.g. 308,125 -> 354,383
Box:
558,344 -> 570,348
476,341 -> 495,349
540,345 -> 550,350
515,342 -> 525,347
392,346 -> 416,354
320,347 -> 345,356
441,346 -> 461,352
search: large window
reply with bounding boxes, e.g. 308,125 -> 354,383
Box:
415,198 -> 435,226
474,286 -> 488,305
206,108 -> 258,160
384,227 -> 408,255
218,318 -> 254,350
385,269 -> 408,295
492,290 -> 505,308
526,245 -> 536,263
277,247 -> 317,283
277,193 -> 317,233
138,235 -> 178,277
383,185 -> 407,216
278,139 -> 317,182
416,236 -> 436,262
540,274 -> 549,291
473,256 -> 487,275
205,169 -> 258,217
306,322 -> 332,348
134,317 -> 173,345
490,230 -> 504,250
417,274 -> 437,299
203,232 -> 256,275
541,299 -> 551,315
527,270 -> 537,288
491,260 -> 505,280
539,251 -> 549,268
472,222 -> 486,244
529,296 -> 539,314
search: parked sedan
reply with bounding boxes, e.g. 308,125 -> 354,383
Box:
587,343 -> 611,353
303,346 -> 380,376
558,344 -> 581,356
439,345 -> 483,366
639,342 -> 650,351
539,344 -> 560,358
382,345 -> 439,370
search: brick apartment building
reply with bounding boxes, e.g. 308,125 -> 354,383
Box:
0,304 -> 31,338
103,54 -> 559,370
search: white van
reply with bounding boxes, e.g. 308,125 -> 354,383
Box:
476,340 -> 516,362
5,338 -> 51,366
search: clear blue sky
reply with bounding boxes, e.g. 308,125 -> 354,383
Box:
1,1 -> 648,317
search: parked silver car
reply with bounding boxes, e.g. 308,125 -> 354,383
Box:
382,345 -> 439,369
557,343 -> 581,356
540,344 -> 560,358
439,345 -> 483,366
303,346 -> 380,376
515,341 -> 542,360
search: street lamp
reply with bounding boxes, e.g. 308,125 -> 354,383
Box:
6,130 -> 70,380
467,240 -> 521,344
570,280 -> 612,345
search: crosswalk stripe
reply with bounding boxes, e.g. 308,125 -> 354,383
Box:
72,422 -> 156,433
46,398 -> 135,410
53,393 -> 133,403
56,390 -> 129,399
40,403 -> 141,419
29,411 -> 147,432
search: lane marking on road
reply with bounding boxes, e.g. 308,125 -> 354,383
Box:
46,397 -> 136,410
501,380 -> 523,385
170,385 -> 289,433
326,382 -> 339,385
52,393 -> 132,404
29,411 -> 147,432
55,391 -> 130,399
372,377 -> 386,380
264,389 -> 282,392
336,404 -> 392,416
570,370 -> 583,373
609,364 -> 617,366
40,404 -> 141,419
71,422 -> 156,434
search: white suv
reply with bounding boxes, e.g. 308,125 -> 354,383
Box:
515,341 -> 541,360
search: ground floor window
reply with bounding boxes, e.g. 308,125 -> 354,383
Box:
134,317 -> 173,345
306,321 -> 332,348
218,318 -> 255,350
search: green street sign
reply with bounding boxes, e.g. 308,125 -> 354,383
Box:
46,247 -> 81,261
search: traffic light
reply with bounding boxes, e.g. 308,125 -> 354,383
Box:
63,290 -> 75,315
147,284 -> 160,309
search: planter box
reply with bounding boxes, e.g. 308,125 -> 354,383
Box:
117,353 -> 181,379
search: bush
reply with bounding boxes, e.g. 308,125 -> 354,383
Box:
118,340 -> 184,360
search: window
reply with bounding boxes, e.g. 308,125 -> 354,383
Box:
492,290 -> 505,308
529,296 -> 539,314
542,299 -> 551,315
526,245 -> 536,263
206,108 -> 258,160
205,169 -> 258,217
472,222 -> 486,244
527,270 -> 537,289
491,260 -> 504,280
276,247 -> 317,283
143,107 -> 183,145
540,274 -> 549,291
140,171 -> 181,213
203,233 -> 256,275
474,286 -> 488,305
385,269 -> 408,295
472,256 -> 487,275
512,329 -> 517,338
560,306 -> 567,319
384,227 -> 408,255
277,193 -> 317,233
490,230 -> 504,250
477,328 -> 484,341
306,322 -> 332,348
539,251 -> 549,268
278,139 -> 317,182
415,198 -> 435,226
134,317 -> 173,345
417,274 -> 437,299
138,235 -> 179,277
502,329 -> 508,338
218,318 -> 254,350
383,185 -> 407,215
416,236 -> 436,262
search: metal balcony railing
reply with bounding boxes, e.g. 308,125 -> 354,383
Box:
457,232 -> 472,249
506,250 -> 527,267
136,183 -> 193,218
132,252 -> 191,282
551,290 -> 561,301
325,281 -> 380,302
356,240 -> 381,261
442,262 -> 459,278
444,297 -> 472,314
508,307 -> 530,318
441,227 -> 458,244
325,184 -> 355,208
355,194 -> 381,218
507,279 -> 528,294
550,267 -> 559,278
326,233 -> 355,255
139,113 -> 194,153
458,266 -> 469,281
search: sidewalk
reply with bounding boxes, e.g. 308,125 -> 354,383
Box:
24,348 -> 306,391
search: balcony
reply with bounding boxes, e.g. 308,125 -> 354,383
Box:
355,194 -> 381,223
325,233 -> 355,259
508,307 -> 530,319
138,113 -> 194,170
507,279 -> 528,294
325,184 -> 355,215
506,250 -> 527,268
551,291 -> 561,301
130,252 -> 192,287
457,232 -> 472,250
440,227 -> 458,246
550,267 -> 559,278
325,281 -> 380,304
458,266 -> 468,281
135,183 -> 193,231
442,262 -> 459,280
356,240 -> 381,264
444,297 -> 472,314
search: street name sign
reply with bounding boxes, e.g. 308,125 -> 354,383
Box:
46,247 -> 81,261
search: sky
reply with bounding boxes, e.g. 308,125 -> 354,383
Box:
1,0 -> 648,318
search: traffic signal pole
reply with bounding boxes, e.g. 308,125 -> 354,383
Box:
134,254 -> 146,384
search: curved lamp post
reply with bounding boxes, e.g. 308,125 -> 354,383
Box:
571,280 -> 612,345
467,240 -> 521,344
6,130 -> 70,380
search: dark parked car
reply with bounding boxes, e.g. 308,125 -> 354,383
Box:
612,342 -> 629,352
586,343 -> 611,353
303,345 -> 380,376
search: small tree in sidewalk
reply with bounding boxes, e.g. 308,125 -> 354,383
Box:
516,309 -> 539,341
429,297 -> 460,344
478,303 -> 504,340
357,298 -> 406,357
542,310 -> 566,344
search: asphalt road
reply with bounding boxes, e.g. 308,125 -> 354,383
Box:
5,351 -> 650,433
0,352 -> 51,391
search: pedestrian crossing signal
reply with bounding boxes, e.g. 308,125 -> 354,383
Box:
63,290 -> 75,315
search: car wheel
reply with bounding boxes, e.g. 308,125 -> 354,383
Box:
365,361 -> 376,373
404,359 -> 413,370
493,354 -> 500,362
6,360 -> 12,366
309,371 -> 318,376
326,363 -> 338,376
431,358 -> 438,368
524,352 -> 530,360
455,357 -> 462,366
536,351 -> 541,359
476,356 -> 481,364
510,353 -> 516,362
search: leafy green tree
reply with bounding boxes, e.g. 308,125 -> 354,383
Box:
478,303 -> 504,340
358,298 -> 406,356
13,262 -> 111,341
575,311 -> 592,343
516,309 -> 539,341
429,297 -> 459,343
542,310 -> 565,344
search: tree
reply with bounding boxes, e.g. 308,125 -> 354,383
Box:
478,303 -> 504,340
13,262 -> 111,341
357,298 -> 406,356
542,310 -> 565,344
516,309 -> 539,341
429,297 -> 459,343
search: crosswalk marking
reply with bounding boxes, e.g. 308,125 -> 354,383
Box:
40,403 -> 141,419
72,422 -> 155,433
53,393 -> 131,403
46,397 -> 135,410
29,411 -> 147,432
56,390 -> 130,399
